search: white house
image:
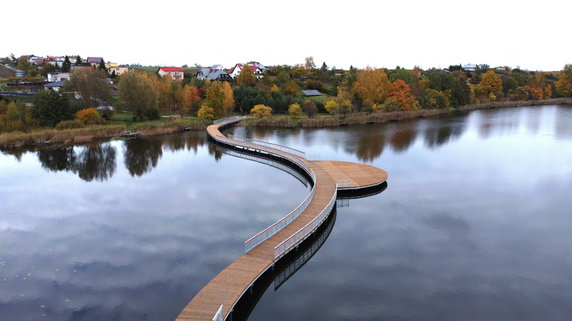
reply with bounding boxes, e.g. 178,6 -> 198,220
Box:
47,72 -> 70,82
228,63 -> 264,79
158,67 -> 184,80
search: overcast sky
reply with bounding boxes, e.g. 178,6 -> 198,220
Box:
3,0 -> 570,71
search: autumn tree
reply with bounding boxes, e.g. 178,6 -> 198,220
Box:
65,68 -> 112,108
288,103 -> 303,119
556,65 -> 572,96
236,64 -> 256,86
351,68 -> 391,110
478,70 -> 503,100
386,80 -> 421,111
177,85 -> 200,115
118,71 -> 160,120
283,80 -> 300,96
206,81 -> 225,117
197,104 -> 215,120
222,81 -> 235,115
154,75 -> 179,112
75,108 -> 103,124
250,104 -> 272,119
324,99 -> 339,116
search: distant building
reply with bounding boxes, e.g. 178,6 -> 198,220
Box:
46,72 -> 70,82
87,57 -> 104,67
463,64 -> 478,71
158,67 -> 184,80
44,81 -> 65,92
302,90 -> 322,97
105,63 -> 129,76
228,63 -> 264,79
195,68 -> 232,81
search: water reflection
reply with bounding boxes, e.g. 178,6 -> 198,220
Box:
423,115 -> 466,149
123,138 -> 163,177
37,143 -> 117,182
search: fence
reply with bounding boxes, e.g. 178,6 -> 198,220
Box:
244,170 -> 316,253
274,184 -> 338,259
212,305 -> 223,321
227,134 -> 306,158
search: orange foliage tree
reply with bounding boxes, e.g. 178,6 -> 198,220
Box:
387,80 -> 420,111
177,85 -> 200,115
75,108 -> 103,124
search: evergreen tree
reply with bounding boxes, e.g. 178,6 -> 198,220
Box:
76,55 -> 82,65
33,90 -> 74,127
62,56 -> 71,72
98,59 -> 108,73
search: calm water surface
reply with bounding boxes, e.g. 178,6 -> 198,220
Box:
1,105 -> 572,321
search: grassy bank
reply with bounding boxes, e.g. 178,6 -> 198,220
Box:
244,98 -> 572,128
0,117 -> 210,149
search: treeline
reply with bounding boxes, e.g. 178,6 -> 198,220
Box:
2,61 -> 572,133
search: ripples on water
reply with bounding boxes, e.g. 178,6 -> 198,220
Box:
1,105 -> 572,321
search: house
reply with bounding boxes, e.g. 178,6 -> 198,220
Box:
105,63 -> 129,76
158,67 -> 184,80
71,65 -> 93,72
44,81 -> 65,92
47,72 -> 70,82
302,90 -> 322,97
228,63 -> 264,79
195,68 -> 232,81
463,64 -> 478,71
87,57 -> 104,67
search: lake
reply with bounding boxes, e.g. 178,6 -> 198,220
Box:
1,105 -> 572,321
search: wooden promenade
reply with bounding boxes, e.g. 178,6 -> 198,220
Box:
176,117 -> 387,321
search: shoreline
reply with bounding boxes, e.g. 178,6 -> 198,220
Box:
1,98 -> 571,150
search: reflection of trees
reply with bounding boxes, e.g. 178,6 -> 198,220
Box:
123,139 -> 163,177
163,132 -> 207,153
1,149 -> 26,162
37,143 -> 117,181
389,127 -> 417,153
424,117 -> 466,149
73,144 -> 116,182
355,132 -> 386,162
38,147 -> 76,172
208,143 -> 223,161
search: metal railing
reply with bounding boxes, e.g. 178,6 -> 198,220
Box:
244,170 -> 316,253
274,185 -> 338,260
212,305 -> 224,321
213,116 -> 245,124
227,134 -> 306,158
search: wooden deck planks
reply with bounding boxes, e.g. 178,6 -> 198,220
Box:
176,120 -> 387,321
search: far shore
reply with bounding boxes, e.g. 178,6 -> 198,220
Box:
2,98 -> 571,150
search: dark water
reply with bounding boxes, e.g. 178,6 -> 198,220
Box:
2,105 -> 572,321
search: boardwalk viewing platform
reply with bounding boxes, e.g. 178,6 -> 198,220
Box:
176,116 -> 388,321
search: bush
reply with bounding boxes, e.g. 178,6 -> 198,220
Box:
288,103 -> 303,118
56,119 -> 85,130
250,104 -> 272,119
197,105 -> 215,120
75,108 -> 104,124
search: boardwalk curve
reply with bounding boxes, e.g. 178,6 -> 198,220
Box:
176,116 -> 387,321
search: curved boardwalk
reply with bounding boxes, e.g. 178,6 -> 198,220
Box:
176,117 -> 387,321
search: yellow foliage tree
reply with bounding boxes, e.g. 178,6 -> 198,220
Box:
206,81 -> 225,117
324,100 -> 339,115
222,82 -> 235,115
351,68 -> 391,109
283,80 -> 300,96
271,84 -> 280,92
288,103 -> 303,118
75,108 -> 103,124
197,104 -> 215,120
478,70 -> 503,100
250,104 -> 272,119
556,65 -> 572,96
236,64 -> 256,86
